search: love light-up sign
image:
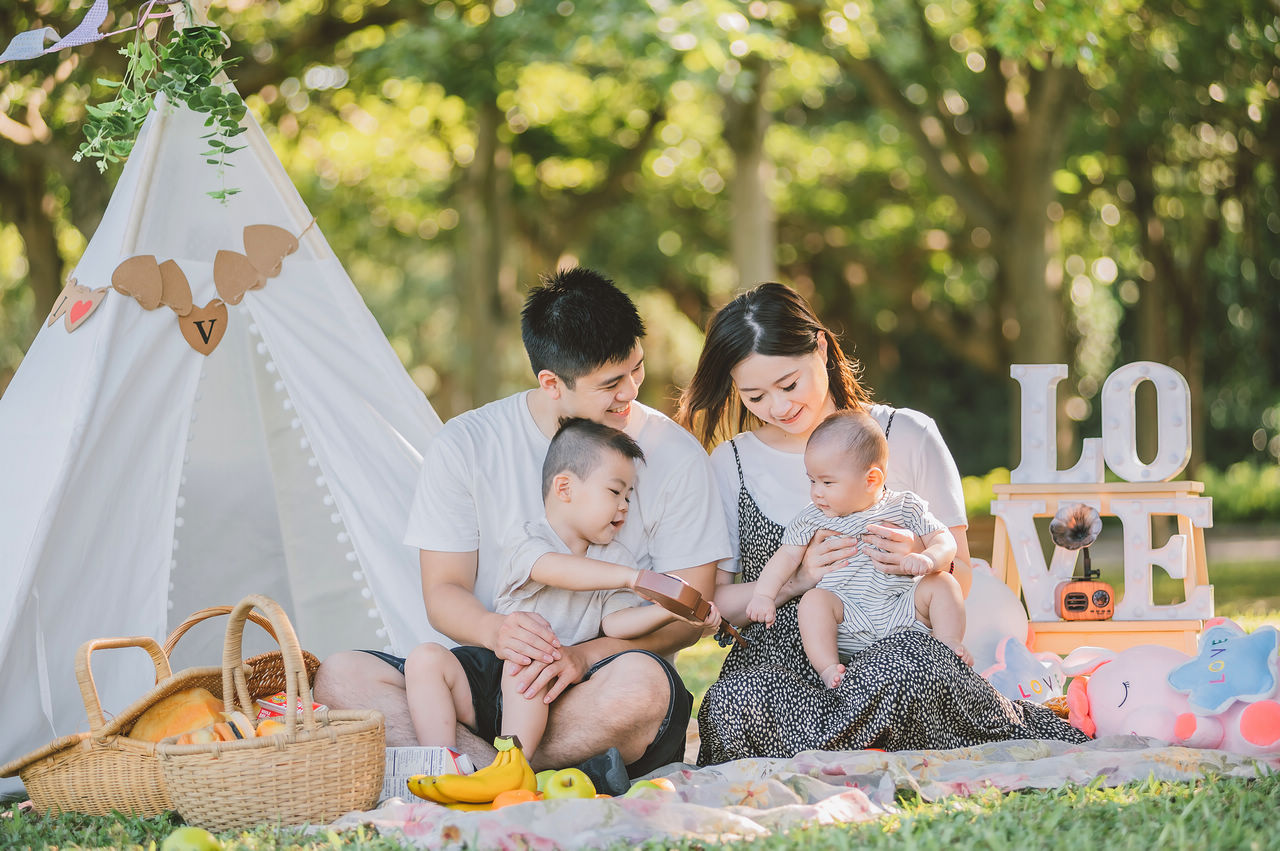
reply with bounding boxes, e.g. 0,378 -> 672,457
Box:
991,362 -> 1214,622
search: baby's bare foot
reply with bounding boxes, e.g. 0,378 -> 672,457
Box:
820,662 -> 846,688
942,640 -> 974,666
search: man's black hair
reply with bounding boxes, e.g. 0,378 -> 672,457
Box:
542,417 -> 645,498
521,267 -> 646,388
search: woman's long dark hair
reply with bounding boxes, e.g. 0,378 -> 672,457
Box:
676,282 -> 872,448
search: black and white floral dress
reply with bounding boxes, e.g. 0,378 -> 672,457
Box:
696,439 -> 1089,765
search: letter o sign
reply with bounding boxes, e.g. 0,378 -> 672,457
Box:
1100,362 -> 1192,482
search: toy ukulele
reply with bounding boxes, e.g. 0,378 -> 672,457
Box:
631,571 -> 748,648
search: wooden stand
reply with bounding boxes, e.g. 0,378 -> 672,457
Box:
989,482 -> 1210,655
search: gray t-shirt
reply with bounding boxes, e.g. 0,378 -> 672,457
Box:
494,519 -> 648,646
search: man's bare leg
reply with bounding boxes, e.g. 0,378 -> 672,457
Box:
313,651 -> 418,746
531,652 -> 669,771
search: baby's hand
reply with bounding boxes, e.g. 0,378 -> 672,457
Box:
900,553 -> 933,576
745,593 -> 776,627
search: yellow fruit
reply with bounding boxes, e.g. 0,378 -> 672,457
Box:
160,826 -> 222,851
406,774 -> 458,805
130,688 -> 224,743
443,800 -> 493,812
255,719 -> 286,737
429,747 -> 524,803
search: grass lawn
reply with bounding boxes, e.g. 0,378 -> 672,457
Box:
4,565 -> 1276,850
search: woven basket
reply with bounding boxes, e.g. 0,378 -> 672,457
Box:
157,594 -> 384,832
0,636 -> 203,816
0,607 -> 320,816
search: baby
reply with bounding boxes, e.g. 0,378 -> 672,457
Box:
746,409 -> 970,688
405,417 -> 718,758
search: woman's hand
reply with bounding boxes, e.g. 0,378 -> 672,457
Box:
863,523 -> 929,575
791,529 -> 861,593
493,611 -> 562,666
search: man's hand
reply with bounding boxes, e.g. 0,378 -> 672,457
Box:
510,642 -> 591,703
494,611 -> 562,666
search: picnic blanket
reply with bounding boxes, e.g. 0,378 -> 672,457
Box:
329,736 -> 1278,849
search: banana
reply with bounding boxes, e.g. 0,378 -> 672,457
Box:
429,746 -> 524,803
406,774 -> 458,804
507,741 -> 539,793
444,800 -> 493,812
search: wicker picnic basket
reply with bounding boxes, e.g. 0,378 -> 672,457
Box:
156,594 -> 384,832
0,606 -> 321,816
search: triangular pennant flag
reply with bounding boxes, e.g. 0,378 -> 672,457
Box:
0,28 -> 60,63
45,0 -> 109,52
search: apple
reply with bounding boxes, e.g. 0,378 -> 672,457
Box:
535,769 -> 558,793
161,826 -> 222,851
623,777 -> 676,797
541,767 -> 596,799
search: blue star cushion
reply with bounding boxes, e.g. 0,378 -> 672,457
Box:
1167,622 -> 1279,714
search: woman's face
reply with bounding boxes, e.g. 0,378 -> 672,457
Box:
730,336 -> 833,439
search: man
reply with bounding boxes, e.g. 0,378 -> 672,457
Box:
314,267 -> 729,785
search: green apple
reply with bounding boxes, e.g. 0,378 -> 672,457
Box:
623,777 -> 676,797
541,767 -> 596,799
161,826 -> 222,851
535,769 -> 558,793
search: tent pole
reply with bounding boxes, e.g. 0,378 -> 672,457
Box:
119,100 -> 169,256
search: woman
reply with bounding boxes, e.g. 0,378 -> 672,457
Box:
677,283 -> 1086,764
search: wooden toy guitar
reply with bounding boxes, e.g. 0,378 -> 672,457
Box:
632,571 -> 747,648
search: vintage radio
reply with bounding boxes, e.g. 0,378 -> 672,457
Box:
1050,503 -> 1115,621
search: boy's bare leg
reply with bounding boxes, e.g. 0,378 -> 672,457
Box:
531,652 -> 668,771
915,572 -> 973,665
499,660 -> 550,757
798,588 -> 846,688
403,643 -> 477,746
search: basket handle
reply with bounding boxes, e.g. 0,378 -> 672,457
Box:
75,636 -> 172,735
221,594 -> 313,735
163,605 -> 279,657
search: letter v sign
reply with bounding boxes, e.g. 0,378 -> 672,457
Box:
179,299 -> 229,356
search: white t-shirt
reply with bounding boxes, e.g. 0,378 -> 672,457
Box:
405,391 -> 730,613
709,404 -> 967,574
495,519 -> 646,647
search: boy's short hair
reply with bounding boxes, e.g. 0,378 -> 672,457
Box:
808,409 -> 888,472
521,267 -> 646,388
542,417 -> 646,498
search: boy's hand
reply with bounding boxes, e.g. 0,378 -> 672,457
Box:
745,593 -> 777,627
900,552 -> 934,576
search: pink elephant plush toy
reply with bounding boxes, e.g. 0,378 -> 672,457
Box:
1166,618 -> 1280,756
1062,644 -> 1193,740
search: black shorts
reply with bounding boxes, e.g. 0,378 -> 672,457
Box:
362,646 -> 692,777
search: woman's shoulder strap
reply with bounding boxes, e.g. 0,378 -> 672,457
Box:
883,407 -> 896,438
729,436 -> 746,486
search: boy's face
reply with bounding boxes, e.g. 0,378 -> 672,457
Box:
568,449 -> 638,546
804,441 -> 883,517
550,344 -> 646,431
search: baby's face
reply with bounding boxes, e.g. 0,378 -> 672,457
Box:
572,450 -> 637,546
804,443 -> 880,517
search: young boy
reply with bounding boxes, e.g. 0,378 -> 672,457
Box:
745,409 -> 970,688
405,418 -> 720,758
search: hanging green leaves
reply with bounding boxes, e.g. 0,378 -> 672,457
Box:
74,24 -> 246,201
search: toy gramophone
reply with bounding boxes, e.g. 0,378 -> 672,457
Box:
1050,503 -> 1114,621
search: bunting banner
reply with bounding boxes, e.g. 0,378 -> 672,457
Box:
0,0 -> 177,65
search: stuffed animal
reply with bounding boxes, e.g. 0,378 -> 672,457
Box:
1061,644 -> 1193,739
962,562 -> 1031,672
983,635 -> 1064,704
1166,618 -> 1280,756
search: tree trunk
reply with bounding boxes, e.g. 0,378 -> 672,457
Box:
724,59 -> 776,289
11,164 -> 64,321
459,99 -> 506,410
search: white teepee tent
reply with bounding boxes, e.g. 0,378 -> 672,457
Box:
0,98 -> 447,794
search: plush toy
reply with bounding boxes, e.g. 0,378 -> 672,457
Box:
982,635 -> 1064,704
1166,618 -> 1280,755
1061,644 -> 1193,739
962,562 -> 1031,673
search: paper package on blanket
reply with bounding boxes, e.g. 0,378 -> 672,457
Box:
381,747 -> 475,803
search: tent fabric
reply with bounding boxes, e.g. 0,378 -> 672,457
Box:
0,97 -> 446,795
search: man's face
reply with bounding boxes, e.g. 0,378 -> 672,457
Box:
554,344 -> 646,430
